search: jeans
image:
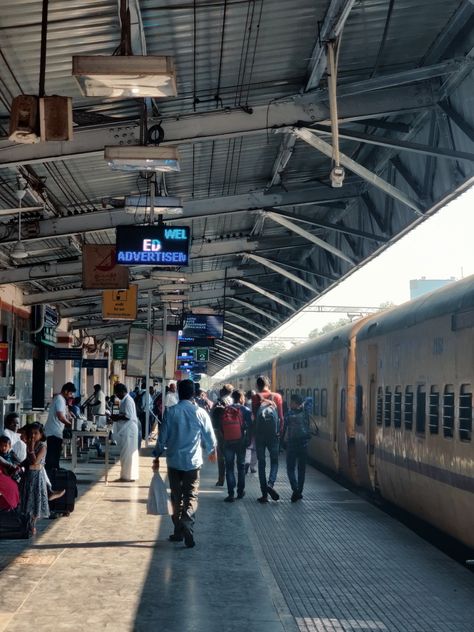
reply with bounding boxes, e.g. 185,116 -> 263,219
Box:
214,428 -> 226,484
224,441 -> 246,496
45,436 -> 63,472
168,467 -> 200,536
286,442 -> 307,493
255,435 -> 280,495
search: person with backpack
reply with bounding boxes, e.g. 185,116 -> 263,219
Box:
221,390 -> 251,502
251,376 -> 284,503
210,384 -> 233,486
284,393 -> 311,502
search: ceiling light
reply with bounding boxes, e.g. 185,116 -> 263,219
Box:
105,146 -> 180,173
125,195 -> 183,215
72,56 -> 177,98
11,240 -> 28,260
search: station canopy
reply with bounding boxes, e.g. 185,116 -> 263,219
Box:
0,0 -> 473,375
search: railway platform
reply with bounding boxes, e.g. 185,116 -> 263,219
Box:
0,452 -> 472,632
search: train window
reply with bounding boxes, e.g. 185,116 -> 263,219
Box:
443,386 -> 454,438
321,388 -> 328,417
340,389 -> 346,423
295,388 -> 300,396
384,387 -> 392,426
429,387 -> 440,434
404,387 -> 413,430
459,385 -> 472,442
355,385 -> 363,426
376,387 -> 383,426
394,386 -> 402,428
416,386 -> 426,434
313,388 -> 320,416
307,388 -> 312,399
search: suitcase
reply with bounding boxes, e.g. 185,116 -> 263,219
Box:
48,468 -> 78,516
0,508 -> 34,539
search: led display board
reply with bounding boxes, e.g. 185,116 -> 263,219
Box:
181,314 -> 224,340
115,225 -> 190,266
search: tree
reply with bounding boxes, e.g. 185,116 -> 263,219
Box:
240,340 -> 287,367
308,318 -> 351,339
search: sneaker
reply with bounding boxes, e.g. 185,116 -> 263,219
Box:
257,495 -> 269,503
267,485 -> 280,501
236,491 -> 245,499
224,495 -> 235,503
168,533 -> 183,542
183,527 -> 195,548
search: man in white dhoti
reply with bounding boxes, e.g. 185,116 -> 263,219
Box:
109,383 -> 139,482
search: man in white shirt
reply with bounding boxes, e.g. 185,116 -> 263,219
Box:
109,383 -> 139,481
165,382 -> 179,408
44,382 -> 76,472
90,384 -> 107,427
3,412 -> 26,463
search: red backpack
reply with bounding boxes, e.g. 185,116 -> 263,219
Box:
221,405 -> 244,442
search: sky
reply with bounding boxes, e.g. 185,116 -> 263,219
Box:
214,182 -> 474,379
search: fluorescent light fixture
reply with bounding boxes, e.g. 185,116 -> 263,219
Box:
125,195 -> 183,215
72,56 -> 177,98
105,145 -> 180,173
11,241 -> 28,260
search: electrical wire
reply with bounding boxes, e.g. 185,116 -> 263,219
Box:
215,0 -> 229,108
243,0 -> 265,106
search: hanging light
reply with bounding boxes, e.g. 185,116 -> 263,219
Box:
104,146 -> 180,173
11,178 -> 29,259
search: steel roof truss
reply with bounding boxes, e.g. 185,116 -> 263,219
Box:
244,253 -> 318,294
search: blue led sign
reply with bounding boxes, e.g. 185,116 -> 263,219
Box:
115,225 -> 190,266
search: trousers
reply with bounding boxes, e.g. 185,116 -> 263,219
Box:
168,467 -> 200,536
255,435 -> 280,495
45,436 -> 63,472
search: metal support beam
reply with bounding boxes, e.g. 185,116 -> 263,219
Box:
292,128 -> 424,216
224,328 -> 258,345
225,321 -> 260,341
311,124 -> 474,163
0,84 -> 438,168
244,253 -> 318,294
439,100 -> 474,144
390,156 -> 424,200
226,310 -> 271,334
226,297 -> 281,324
236,279 -> 296,312
264,209 -> 355,265
217,338 -> 246,353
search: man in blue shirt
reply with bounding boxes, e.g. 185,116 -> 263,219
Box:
153,379 -> 216,548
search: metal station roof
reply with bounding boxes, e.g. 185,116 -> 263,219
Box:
0,0 -> 473,375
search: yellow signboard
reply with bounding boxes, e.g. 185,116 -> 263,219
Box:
102,285 -> 138,320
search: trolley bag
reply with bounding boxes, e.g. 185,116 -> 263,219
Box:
48,468 -> 78,516
221,405 -> 244,442
0,509 -> 34,539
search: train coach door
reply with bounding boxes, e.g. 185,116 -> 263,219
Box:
367,344 -> 378,484
330,356 -> 339,469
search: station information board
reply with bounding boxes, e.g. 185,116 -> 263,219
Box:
115,225 -> 190,266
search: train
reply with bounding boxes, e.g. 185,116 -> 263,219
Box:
226,275 -> 474,549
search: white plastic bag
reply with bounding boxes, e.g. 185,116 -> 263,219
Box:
147,472 -> 172,515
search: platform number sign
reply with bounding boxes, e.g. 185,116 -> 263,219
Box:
195,348 -> 209,362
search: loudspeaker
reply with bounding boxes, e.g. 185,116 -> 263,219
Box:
39,96 -> 73,142
9,95 -> 39,144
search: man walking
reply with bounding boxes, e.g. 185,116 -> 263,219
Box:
252,376 -> 284,503
44,382 -> 76,472
210,384 -> 233,486
284,393 -> 311,502
221,390 -> 251,502
153,379 -> 216,548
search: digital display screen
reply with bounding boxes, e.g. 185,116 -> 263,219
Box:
115,225 -> 190,266
180,314 -> 224,340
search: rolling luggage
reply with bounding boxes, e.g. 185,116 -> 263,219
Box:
0,508 -> 34,539
48,468 -> 78,516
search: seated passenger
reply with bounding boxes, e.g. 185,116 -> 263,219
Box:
3,412 -> 27,464
0,469 -> 20,511
0,435 -> 23,483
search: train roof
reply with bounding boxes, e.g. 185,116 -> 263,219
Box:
356,275 -> 474,341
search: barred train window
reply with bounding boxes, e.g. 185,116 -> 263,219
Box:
340,389 -> 346,423
355,385 -> 363,427
384,387 -> 392,427
321,388 -> 328,417
459,384 -> 472,442
404,386 -> 413,430
443,385 -> 454,438
416,385 -> 426,434
394,386 -> 402,428
376,387 -> 383,426
429,387 -> 439,434
313,388 -> 320,416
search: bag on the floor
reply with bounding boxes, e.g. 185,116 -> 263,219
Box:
48,468 -> 77,515
221,405 -> 244,442
147,472 -> 171,515
0,508 -> 34,539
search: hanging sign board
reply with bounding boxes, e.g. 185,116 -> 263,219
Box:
194,348 -> 209,362
102,285 -> 138,320
83,244 -> 129,290
115,225 -> 190,266
48,347 -> 83,361
126,326 -> 177,380
81,358 -> 108,369
112,342 -> 128,360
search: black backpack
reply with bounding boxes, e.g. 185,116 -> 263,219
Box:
287,409 -> 310,443
255,395 -> 280,440
211,399 -> 226,430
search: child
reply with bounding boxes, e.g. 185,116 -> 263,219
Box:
21,423 -> 50,534
284,393 -> 311,502
0,435 -> 23,483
